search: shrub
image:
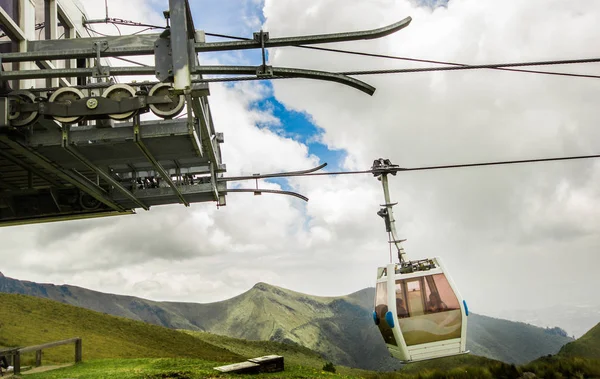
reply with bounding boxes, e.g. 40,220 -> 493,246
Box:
322,361 -> 336,373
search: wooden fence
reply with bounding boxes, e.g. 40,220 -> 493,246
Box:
0,337 -> 82,375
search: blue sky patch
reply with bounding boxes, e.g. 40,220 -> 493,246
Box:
250,83 -> 347,171
187,0 -> 347,189
413,0 -> 450,9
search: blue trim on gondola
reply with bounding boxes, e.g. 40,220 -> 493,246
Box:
385,311 -> 395,328
463,300 -> 469,316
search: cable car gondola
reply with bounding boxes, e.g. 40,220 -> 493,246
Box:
371,159 -> 469,362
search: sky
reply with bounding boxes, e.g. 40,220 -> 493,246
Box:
2,0 -> 600,336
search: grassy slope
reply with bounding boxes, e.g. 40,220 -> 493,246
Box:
558,322 -> 600,359
0,293 -> 241,364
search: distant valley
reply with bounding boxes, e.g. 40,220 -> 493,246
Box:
499,305 -> 600,339
0,273 -> 577,370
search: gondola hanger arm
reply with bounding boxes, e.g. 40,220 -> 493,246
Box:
225,188 -> 309,202
219,163 -> 327,182
196,17 -> 412,52
0,66 -> 376,95
1,18 -> 412,63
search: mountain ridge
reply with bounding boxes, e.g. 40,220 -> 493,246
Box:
0,274 -> 573,370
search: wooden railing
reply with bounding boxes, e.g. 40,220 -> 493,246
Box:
0,337 -> 82,375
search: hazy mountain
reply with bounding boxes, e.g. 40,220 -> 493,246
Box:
500,305 -> 600,339
0,274 -> 573,369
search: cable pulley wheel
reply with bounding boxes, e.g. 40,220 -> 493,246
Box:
102,84 -> 137,120
48,87 -> 85,124
148,83 -> 185,118
7,90 -> 39,127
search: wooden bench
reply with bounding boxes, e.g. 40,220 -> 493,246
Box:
214,355 -> 284,374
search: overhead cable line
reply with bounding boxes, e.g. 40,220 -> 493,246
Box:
221,153 -> 600,181
113,56 -> 150,67
340,57 -> 600,76
204,31 -> 600,80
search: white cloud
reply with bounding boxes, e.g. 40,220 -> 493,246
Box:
2,0 -> 600,332
262,0 -> 600,316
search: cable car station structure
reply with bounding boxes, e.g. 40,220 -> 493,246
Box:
0,0 -> 411,226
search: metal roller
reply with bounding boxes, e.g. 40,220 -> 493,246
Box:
7,90 -> 39,127
102,84 -> 137,120
148,83 -> 185,118
48,87 -> 85,124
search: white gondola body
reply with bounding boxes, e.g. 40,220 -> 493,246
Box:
373,257 -> 469,362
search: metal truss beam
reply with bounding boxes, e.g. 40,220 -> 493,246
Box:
0,135 -> 126,212
61,127 -> 150,211
29,119 -> 192,145
0,149 -> 63,187
0,172 -> 19,190
112,181 -> 225,207
133,118 -> 190,207
2,18 -> 411,62
0,209 -> 134,228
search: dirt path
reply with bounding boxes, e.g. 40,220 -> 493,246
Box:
2,363 -> 73,377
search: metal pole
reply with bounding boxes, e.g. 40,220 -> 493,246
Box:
380,173 -> 406,263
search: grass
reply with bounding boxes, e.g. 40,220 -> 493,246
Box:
0,293 -> 241,365
21,358 -> 367,379
182,330 -> 373,377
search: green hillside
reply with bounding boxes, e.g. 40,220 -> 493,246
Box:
1,291 -> 597,379
0,275 -> 575,370
0,293 -> 241,364
558,322 -> 600,359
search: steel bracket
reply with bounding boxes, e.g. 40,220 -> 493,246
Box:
154,31 -> 173,82
92,41 -> 110,78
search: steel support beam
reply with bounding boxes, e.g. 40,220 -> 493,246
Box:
191,96 -> 217,164
0,135 -> 126,212
61,127 -> 150,210
0,6 -> 26,41
185,94 -> 203,157
0,66 -> 156,80
169,0 -> 192,90
133,118 -> 190,206
44,0 -> 59,88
